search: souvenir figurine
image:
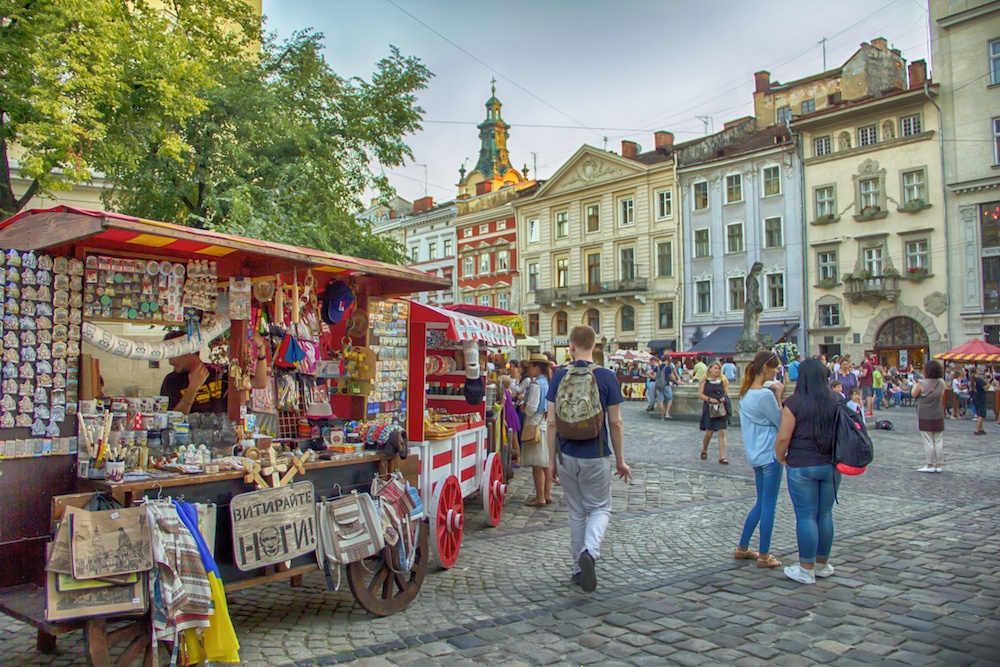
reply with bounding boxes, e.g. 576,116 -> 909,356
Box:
3,298 -> 17,316
19,315 -> 35,330
13,413 -> 30,428
33,387 -> 47,403
51,342 -> 66,359
5,283 -> 18,299
31,418 -> 46,436
1,412 -> 14,428
37,373 -> 52,388
53,374 -> 66,390
36,271 -> 51,287
18,380 -> 33,397
35,360 -> 51,375
0,394 -> 15,411
37,255 -> 53,271
34,316 -> 50,329
36,345 -> 50,360
21,301 -> 36,317
68,259 -> 84,276
53,257 -> 69,274
21,347 -> 35,362
6,249 -> 21,267
53,358 -> 67,374
21,285 -> 36,301
20,331 -> 35,347
52,325 -> 67,342
21,268 -> 36,285
56,274 -> 71,291
21,252 -> 37,269
2,378 -> 17,395
2,347 -> 19,362
35,303 -> 52,317
67,341 -> 79,357
36,286 -> 51,302
2,361 -> 16,379
46,419 -> 60,435
20,362 -> 35,378
35,404 -> 50,421
6,267 -> 18,284
37,330 -> 51,344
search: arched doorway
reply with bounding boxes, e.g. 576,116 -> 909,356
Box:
874,316 -> 929,369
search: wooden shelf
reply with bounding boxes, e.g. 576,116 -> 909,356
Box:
426,371 -> 466,379
426,394 -> 471,401
84,316 -> 184,326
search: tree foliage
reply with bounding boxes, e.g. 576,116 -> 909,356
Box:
102,30 -> 431,263
0,0 -> 261,218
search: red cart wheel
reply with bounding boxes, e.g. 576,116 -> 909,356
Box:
430,474 -> 464,569
482,452 -> 506,527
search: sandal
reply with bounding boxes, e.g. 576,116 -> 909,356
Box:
719,459 -> 729,465
756,554 -> 782,568
524,498 -> 546,507
734,547 -> 758,560
700,451 -> 708,460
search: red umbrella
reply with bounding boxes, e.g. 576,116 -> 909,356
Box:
933,339 -> 1000,363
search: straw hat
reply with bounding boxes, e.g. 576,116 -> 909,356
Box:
528,353 -> 553,365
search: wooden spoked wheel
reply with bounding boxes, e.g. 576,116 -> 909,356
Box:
84,615 -> 155,667
482,452 -> 506,527
347,520 -> 428,617
430,474 -> 464,569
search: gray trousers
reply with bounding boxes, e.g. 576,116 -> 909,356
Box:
559,455 -> 613,572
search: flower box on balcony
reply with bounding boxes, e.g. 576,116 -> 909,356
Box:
907,267 -> 928,282
898,199 -> 931,213
853,205 -> 888,222
818,278 -> 839,289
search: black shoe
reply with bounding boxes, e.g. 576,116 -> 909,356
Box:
571,572 -> 582,586
644,405 -> 654,412
578,550 -> 597,592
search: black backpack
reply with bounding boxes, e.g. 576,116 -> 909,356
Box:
833,401 -> 874,475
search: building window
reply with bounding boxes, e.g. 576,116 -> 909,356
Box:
528,218 -> 539,243
528,262 -> 539,291
410,247 -> 419,263
819,304 -> 841,327
726,222 -> 744,253
479,253 -> 490,274
776,106 -> 792,125
480,294 -> 491,307
863,247 -> 884,276
479,223 -> 490,235
801,99 -> 815,114
586,204 -> 600,233
815,186 -> 835,218
767,273 -> 785,309
656,241 -> 673,277
464,257 -> 474,276
729,277 -> 745,311
464,295 -> 474,304
496,248 -> 509,271
498,292 -> 508,310
555,311 -> 568,336
696,281 -> 712,314
694,228 -> 710,258
443,239 -> 453,256
725,174 -> 743,204
658,302 -> 674,329
905,240 -> 929,271
428,242 -> 437,260
818,251 -> 838,282
621,305 -> 635,332
858,124 -> 877,147
618,197 -> 635,226
762,166 -> 781,197
693,181 -> 709,210
586,308 -> 601,333
556,211 -> 568,238
860,177 -> 880,210
496,219 -> 507,230
556,257 -> 569,288
901,114 -> 922,137
991,38 -> 1000,86
463,228 -> 473,238
982,201 -> 1000,248
656,190 -> 673,219
814,135 -> 831,157
902,169 -> 926,204
764,217 -> 783,248
586,252 -> 602,292
528,313 -> 539,336
620,247 -> 636,281
994,118 -> 1000,165
984,257 -> 1000,312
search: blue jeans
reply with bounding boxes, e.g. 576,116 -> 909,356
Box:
874,388 -> 884,409
739,461 -> 782,553
785,465 -> 837,564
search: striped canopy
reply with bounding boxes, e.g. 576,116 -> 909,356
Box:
932,339 -> 1000,362
408,301 -> 516,347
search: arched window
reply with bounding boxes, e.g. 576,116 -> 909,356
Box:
621,306 -> 635,332
875,317 -> 929,347
586,308 -> 601,333
555,311 -> 568,336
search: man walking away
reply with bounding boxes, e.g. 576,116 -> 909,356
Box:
645,359 -> 659,412
788,355 -> 801,382
656,354 -> 677,420
860,355 -> 875,417
548,325 -> 631,592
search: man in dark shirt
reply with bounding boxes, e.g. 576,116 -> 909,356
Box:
160,329 -> 270,415
547,325 -> 631,593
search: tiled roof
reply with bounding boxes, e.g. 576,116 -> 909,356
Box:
679,126 -> 792,167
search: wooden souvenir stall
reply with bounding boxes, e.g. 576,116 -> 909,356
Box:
0,207 -> 451,665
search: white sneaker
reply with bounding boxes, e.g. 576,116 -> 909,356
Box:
934,467 -> 943,473
814,562 -> 835,578
784,563 -> 816,584
917,466 -> 935,473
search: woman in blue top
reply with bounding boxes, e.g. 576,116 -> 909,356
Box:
734,351 -> 784,568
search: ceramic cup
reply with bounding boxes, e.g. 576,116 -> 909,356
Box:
105,461 -> 125,483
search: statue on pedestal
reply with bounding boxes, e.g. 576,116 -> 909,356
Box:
735,262 -> 773,354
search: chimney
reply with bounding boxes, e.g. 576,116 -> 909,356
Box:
475,180 -> 493,195
389,210 -> 397,219
908,59 -> 927,88
890,48 -> 901,57
621,140 -> 638,159
754,71 -> 771,94
871,37 -> 888,52
654,131 -> 674,154
413,196 -> 434,213
724,116 -> 753,131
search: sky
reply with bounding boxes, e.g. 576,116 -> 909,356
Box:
261,0 -> 931,206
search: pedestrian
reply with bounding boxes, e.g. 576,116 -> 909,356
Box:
498,375 -> 522,465
774,358 -> 840,585
657,354 -> 677,420
693,356 -> 708,382
912,360 -> 946,473
721,359 -> 737,383
645,359 -> 659,412
833,357 -> 858,398
788,354 -> 801,382
735,351 -> 783,569
847,387 -> 866,425
698,361 -> 731,464
949,370 -> 966,420
859,355 -> 875,417
830,378 -> 844,399
970,368 -> 988,436
873,364 -> 885,410
547,325 -> 631,592
521,354 -> 553,505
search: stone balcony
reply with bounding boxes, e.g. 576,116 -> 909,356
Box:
844,275 -> 901,307
535,276 -> 649,306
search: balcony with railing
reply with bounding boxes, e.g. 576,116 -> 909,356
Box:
843,274 -> 900,307
534,271 -> 649,306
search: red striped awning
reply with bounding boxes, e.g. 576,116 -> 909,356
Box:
407,300 -> 516,347
933,339 -> 1000,363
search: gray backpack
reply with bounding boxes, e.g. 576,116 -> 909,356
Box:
554,363 -> 604,440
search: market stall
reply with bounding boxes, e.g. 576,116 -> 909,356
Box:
0,207 -> 460,665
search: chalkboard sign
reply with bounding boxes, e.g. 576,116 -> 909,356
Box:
230,481 -> 317,571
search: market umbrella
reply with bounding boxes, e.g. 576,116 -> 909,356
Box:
667,351 -> 707,358
444,304 -> 525,338
608,350 -> 630,361
932,339 -> 1000,363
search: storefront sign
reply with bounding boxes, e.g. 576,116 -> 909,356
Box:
230,481 -> 317,571
553,338 -> 569,346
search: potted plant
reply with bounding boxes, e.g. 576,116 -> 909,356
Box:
908,266 -> 928,282
842,272 -> 854,281
815,212 -> 836,223
857,269 -> 874,280
882,267 -> 900,278
860,204 -> 881,218
819,277 -> 838,288
902,198 -> 925,212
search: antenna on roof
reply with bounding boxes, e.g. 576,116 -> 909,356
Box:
819,37 -> 827,70
696,115 -> 714,135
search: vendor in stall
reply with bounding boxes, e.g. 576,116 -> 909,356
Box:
160,329 -> 271,414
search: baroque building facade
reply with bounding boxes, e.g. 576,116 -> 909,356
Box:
929,0 -> 1000,346
514,135 -> 682,361
399,196 -> 458,307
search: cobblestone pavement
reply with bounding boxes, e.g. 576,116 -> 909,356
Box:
2,403 -> 998,666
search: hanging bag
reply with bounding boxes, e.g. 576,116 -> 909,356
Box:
316,491 -> 384,591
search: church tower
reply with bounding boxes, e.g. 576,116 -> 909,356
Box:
457,82 -> 528,198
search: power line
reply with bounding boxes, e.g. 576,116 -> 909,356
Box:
421,119 -> 704,134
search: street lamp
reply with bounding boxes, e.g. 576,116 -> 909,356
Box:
601,335 -> 609,353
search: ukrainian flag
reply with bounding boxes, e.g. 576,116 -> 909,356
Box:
176,501 -> 241,664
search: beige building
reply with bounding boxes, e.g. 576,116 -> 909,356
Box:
792,59 -> 948,367
930,0 -> 1000,347
514,135 -> 682,360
